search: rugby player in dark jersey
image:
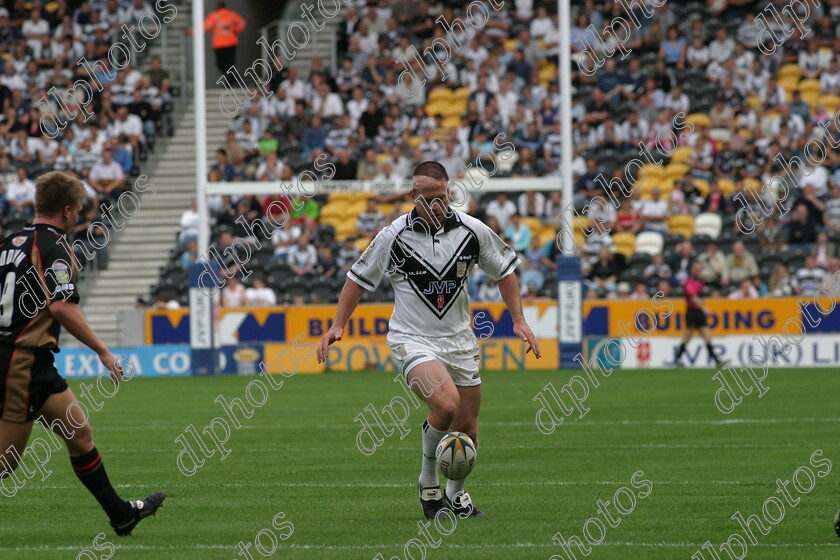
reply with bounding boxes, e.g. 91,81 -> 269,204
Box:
0,171 -> 164,535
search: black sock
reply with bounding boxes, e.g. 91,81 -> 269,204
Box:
676,343 -> 687,359
706,343 -> 718,361
71,448 -> 131,523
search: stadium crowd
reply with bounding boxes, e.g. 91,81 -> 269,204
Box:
162,0 -> 840,305
0,0 -> 175,271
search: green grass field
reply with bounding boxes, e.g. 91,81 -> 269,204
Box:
2,368 -> 840,559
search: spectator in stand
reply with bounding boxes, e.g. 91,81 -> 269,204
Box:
725,241 -> 759,287
316,245 -> 337,278
88,149 -> 125,198
517,190 -> 545,219
6,167 -> 36,216
810,231 -> 837,269
222,276 -> 247,307
701,179 -> 731,215
245,277 -> 277,307
356,148 -> 379,180
504,214 -> 531,252
616,198 -> 642,234
356,198 -> 384,238
212,149 -> 235,182
179,197 -> 199,246
640,187 -> 669,232
180,240 -> 197,272
302,116 -> 327,158
111,105 -> 144,152
288,235 -> 318,276
820,258 -> 840,297
823,186 -> 840,231
787,204 -> 818,250
728,278 -> 758,299
485,192 -> 518,230
696,242 -> 727,288
794,255 -> 826,296
336,236 -> 360,280
154,294 -> 181,309
668,240 -> 694,285
587,247 -> 620,297
758,214 -> 787,250
271,220 -> 302,263
256,152 -> 285,182
643,253 -> 672,285
658,26 -> 686,69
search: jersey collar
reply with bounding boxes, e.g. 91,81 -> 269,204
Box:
407,208 -> 460,234
26,223 -> 66,236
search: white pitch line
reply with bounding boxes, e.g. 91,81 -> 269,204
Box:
1,542 -> 839,552
15,480 -> 751,491
85,417 -> 840,431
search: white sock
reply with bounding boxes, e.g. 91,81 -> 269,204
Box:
446,478 -> 465,500
419,419 -> 447,488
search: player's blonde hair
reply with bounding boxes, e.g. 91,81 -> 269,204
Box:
35,171 -> 87,217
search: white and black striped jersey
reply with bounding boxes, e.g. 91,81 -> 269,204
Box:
348,209 -> 519,337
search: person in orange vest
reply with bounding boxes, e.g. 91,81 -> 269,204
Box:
202,1 -> 246,76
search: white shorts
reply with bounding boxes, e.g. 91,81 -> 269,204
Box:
387,329 -> 481,387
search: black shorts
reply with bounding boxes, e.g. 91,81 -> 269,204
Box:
686,308 -> 708,330
0,346 -> 68,423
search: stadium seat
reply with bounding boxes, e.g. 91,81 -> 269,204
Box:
503,38 -> 519,51
819,94 -> 840,112
799,79 -> 821,93
355,237 -> 371,252
375,153 -> 392,164
408,136 -> 424,147
692,178 -> 710,197
717,178 -> 735,196
521,217 -> 543,236
802,91 -> 820,107
425,102 -> 447,117
670,146 -> 693,163
664,162 -> 690,181
613,232 -> 636,258
685,113 -> 711,128
667,214 -> 694,238
319,204 -> 343,219
745,95 -> 763,110
428,87 -> 453,102
539,228 -> 557,247
694,213 -> 722,239
538,64 -> 557,83
778,76 -> 800,92
453,86 -> 471,101
778,64 -> 802,80
442,116 -> 461,129
635,232 -> 664,255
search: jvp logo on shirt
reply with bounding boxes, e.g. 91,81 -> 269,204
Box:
422,280 -> 457,295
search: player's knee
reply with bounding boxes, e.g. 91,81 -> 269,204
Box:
68,424 -> 94,454
434,395 -> 460,424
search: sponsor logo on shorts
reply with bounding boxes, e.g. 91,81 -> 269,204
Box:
472,372 -> 480,380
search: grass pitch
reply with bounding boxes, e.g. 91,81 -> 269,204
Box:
2,368 -> 840,559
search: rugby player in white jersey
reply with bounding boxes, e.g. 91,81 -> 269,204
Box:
316,161 -> 541,518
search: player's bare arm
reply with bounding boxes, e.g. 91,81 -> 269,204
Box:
316,278 -> 365,363
49,300 -> 124,384
497,273 -> 541,358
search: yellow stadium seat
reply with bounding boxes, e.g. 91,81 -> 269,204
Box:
538,64 -> 557,82
428,87 -> 452,102
504,39 -> 519,52
400,202 -> 414,214
329,192 -> 354,203
539,228 -> 557,247
45,1 -> 59,12
746,95 -> 763,110
717,178 -> 735,196
334,222 -> 358,238
667,214 -> 695,237
670,146 -> 693,163
693,178 -> 710,197
408,136 -> 424,147
778,76 -> 800,92
612,232 -> 636,258
425,102 -> 448,117
375,153 -> 392,164
442,102 -> 466,117
442,116 -> 461,129
319,204 -> 343,218
453,86 -> 471,101
802,91 -> 820,107
521,217 -> 543,235
665,162 -> 690,180
685,113 -> 711,128
799,78 -> 821,93
819,95 -> 840,112
355,237 -> 372,251
778,64 -> 802,80
376,203 -> 393,216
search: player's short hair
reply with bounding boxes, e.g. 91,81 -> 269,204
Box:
35,171 -> 86,217
413,161 -> 449,182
